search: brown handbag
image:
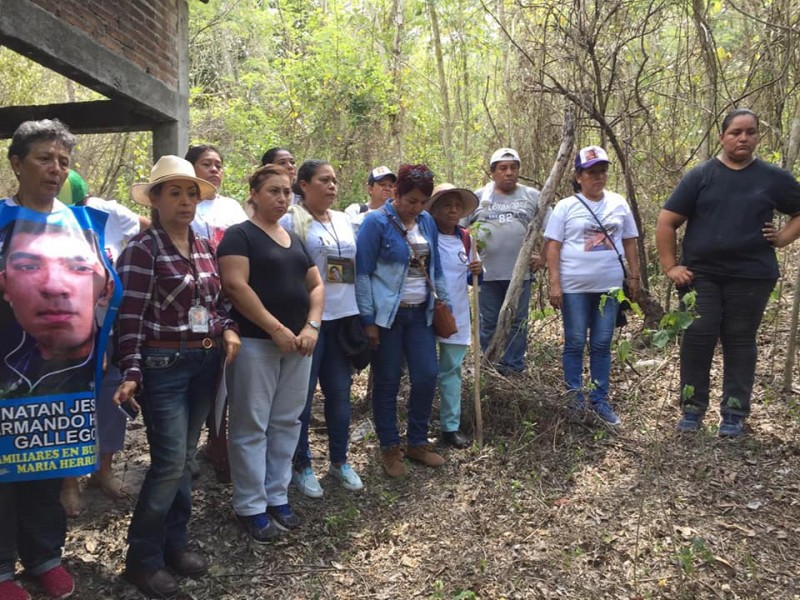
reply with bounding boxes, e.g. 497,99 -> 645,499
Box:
384,208 -> 458,338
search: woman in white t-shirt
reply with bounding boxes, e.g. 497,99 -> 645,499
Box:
187,144 -> 248,250
544,146 -> 640,427
425,184 -> 482,448
280,160 -> 364,497
185,144 -> 248,483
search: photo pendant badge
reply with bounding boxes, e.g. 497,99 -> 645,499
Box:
189,304 -> 210,333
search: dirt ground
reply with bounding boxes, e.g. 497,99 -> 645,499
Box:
27,289 -> 800,600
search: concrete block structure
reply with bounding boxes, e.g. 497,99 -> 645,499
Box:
0,0 -> 200,159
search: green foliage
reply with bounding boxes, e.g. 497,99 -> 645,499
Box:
651,291 -> 697,350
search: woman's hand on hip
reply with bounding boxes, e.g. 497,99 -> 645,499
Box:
296,325 -> 319,357
665,265 -> 693,287
365,324 -> 380,350
222,329 -> 241,363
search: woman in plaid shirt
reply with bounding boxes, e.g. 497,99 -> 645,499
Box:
113,156 -> 241,599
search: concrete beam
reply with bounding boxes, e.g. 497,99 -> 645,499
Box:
0,0 -> 179,123
0,100 -> 157,138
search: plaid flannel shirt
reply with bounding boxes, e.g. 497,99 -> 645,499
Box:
115,226 -> 237,387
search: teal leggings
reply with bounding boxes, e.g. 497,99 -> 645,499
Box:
437,343 -> 468,432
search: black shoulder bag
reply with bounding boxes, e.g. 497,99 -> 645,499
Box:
574,194 -> 633,328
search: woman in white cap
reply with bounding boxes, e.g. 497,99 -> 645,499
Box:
113,155 -> 241,599
426,184 -> 482,448
544,146 -> 640,427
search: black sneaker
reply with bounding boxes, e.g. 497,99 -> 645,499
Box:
719,414 -> 746,437
267,504 -> 301,531
236,513 -> 281,543
677,411 -> 703,433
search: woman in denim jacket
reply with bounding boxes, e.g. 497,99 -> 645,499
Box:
355,164 -> 449,478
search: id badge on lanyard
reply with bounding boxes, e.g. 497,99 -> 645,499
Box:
325,251 -> 355,284
189,303 -> 210,333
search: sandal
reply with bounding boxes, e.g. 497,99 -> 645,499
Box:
88,472 -> 128,500
60,485 -> 81,518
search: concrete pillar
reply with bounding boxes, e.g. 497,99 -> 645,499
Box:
151,0 -> 190,161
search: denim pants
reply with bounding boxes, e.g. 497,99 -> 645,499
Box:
561,292 -> 618,406
294,318 -> 354,468
228,338 -> 311,516
126,346 -> 220,572
371,306 -> 438,447
479,279 -> 532,372
679,275 -> 775,416
438,343 -> 468,433
96,364 -> 127,455
0,478 -> 65,582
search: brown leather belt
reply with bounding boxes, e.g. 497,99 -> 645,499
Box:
399,301 -> 425,308
145,338 -> 216,350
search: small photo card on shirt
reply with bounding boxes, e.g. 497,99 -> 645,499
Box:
326,256 -> 355,284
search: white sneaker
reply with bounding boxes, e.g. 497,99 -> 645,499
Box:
328,463 -> 364,491
291,466 -> 323,498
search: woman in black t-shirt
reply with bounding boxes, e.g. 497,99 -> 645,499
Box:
656,108 -> 800,437
217,165 -> 324,542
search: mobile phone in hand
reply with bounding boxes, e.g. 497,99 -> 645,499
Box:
118,401 -> 139,421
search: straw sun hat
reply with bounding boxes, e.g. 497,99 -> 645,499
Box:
131,155 -> 217,206
425,183 -> 478,219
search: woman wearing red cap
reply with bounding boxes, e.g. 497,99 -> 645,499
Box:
545,146 -> 640,427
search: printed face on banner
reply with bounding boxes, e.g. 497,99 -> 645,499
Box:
1,226 -> 109,360
0,207 -> 119,483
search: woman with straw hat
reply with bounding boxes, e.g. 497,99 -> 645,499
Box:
114,155 -> 241,599
425,184 -> 482,448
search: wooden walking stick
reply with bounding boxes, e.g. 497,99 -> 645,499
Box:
470,239 -> 484,447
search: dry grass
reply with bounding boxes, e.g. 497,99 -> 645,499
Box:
49,292 -> 800,600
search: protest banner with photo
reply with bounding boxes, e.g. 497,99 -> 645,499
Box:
0,204 -> 121,482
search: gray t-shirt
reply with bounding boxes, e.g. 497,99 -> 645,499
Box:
469,183 -> 540,281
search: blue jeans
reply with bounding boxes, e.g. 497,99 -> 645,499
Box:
679,275 -> 775,416
371,307 -> 438,447
561,293 -> 618,406
479,279 -> 532,372
294,318 -> 354,468
0,478 -> 65,582
126,346 -> 220,572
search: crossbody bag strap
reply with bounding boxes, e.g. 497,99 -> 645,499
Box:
382,207 -> 439,299
574,193 -> 628,279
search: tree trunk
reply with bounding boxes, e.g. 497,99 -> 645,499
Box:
484,107 -> 575,365
427,0 -> 454,182
782,105 -> 800,392
389,0 -> 405,159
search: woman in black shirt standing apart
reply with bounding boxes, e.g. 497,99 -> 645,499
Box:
656,108 -> 800,437
217,165 -> 324,542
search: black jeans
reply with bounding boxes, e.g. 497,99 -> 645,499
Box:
0,478 -> 65,581
679,274 -> 775,416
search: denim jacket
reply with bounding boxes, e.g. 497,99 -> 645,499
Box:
356,200 -> 449,328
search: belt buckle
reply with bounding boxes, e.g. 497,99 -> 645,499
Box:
202,337 -> 214,349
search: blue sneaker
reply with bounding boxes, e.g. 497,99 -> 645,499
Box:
591,402 -> 622,426
328,463 -> 364,491
267,504 -> 301,531
236,513 -> 281,544
677,411 -> 703,433
291,466 -> 323,498
719,414 -> 746,438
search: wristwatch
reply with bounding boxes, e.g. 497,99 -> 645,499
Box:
307,320 -> 321,331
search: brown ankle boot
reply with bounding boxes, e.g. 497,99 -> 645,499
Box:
406,443 -> 445,467
381,445 -> 408,478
